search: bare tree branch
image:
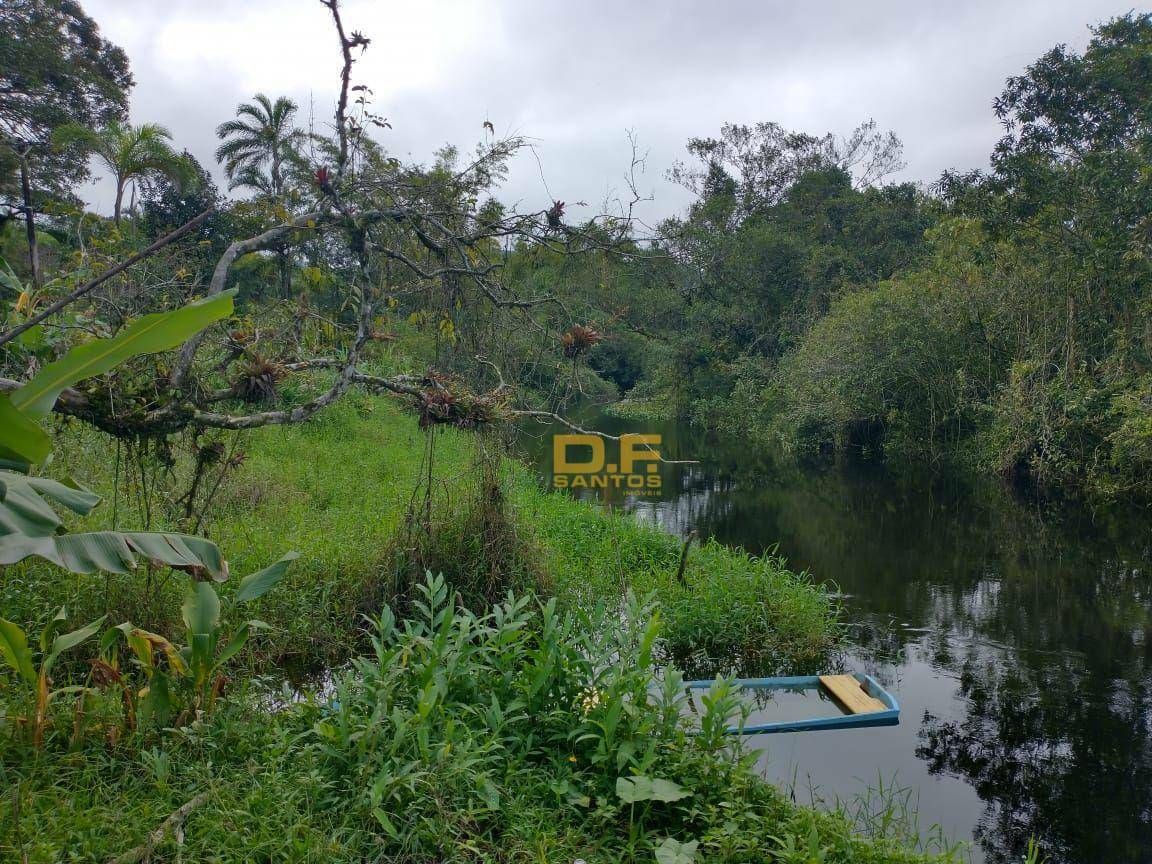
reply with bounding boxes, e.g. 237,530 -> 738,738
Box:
0,207 -> 216,349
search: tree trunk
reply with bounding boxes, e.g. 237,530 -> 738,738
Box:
277,249 -> 290,298
18,150 -> 41,288
113,178 -> 125,225
272,151 -> 290,297
1064,292 -> 1076,376
271,150 -> 282,201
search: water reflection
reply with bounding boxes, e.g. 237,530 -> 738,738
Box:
517,409 -> 1152,863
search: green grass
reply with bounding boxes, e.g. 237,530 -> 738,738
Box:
4,394 -> 475,672
516,479 -> 840,675
4,391 -> 839,675
2,391 -> 949,863
0,578 -> 949,864
1,708 -> 356,863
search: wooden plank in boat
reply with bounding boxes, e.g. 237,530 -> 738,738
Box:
819,675 -> 887,715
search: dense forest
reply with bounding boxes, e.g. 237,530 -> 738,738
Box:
5,10 -> 1151,501
492,15 -> 1152,502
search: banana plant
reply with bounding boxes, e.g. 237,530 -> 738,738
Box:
114,551 -> 298,724
0,255 -> 65,356
0,256 -> 24,316
0,608 -> 107,746
0,289 -> 301,739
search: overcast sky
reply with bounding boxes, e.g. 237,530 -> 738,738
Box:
81,0 -> 1145,226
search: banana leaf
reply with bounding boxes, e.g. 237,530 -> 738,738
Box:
0,530 -> 228,579
10,288 -> 236,422
0,473 -> 102,537
0,395 -> 50,465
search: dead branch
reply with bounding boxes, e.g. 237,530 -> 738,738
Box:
514,409 -> 698,464
105,791 -> 208,864
170,210 -> 329,390
0,207 -> 216,349
675,529 -> 698,585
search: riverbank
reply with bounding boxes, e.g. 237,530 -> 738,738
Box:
5,393 -> 842,675
0,396 -> 955,862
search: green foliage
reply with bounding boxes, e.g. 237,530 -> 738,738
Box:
482,14 -> 1152,503
140,151 -> 232,273
616,775 -> 693,803
386,444 -> 542,609
314,575 -> 691,855
54,121 -> 193,223
0,0 -> 131,218
770,228 -> 993,461
0,607 -> 106,746
737,14 -> 1152,499
499,124 -> 932,422
656,836 -> 700,864
0,524 -> 229,576
0,288 -> 297,744
5,288 -> 237,426
0,290 -> 238,573
0,6 -> 940,861
2,390 -> 839,697
113,552 -> 296,723
0,448 -> 227,582
305,573 -> 930,863
589,330 -> 652,394
516,475 -> 840,674
0,585 -> 948,864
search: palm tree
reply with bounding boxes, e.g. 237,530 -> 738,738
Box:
215,94 -> 303,199
57,122 -> 191,224
216,94 -> 304,298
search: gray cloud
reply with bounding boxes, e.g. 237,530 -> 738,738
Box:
80,0 -> 1145,226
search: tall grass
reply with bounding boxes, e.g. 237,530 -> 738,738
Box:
514,478 -> 841,675
3,393 -> 840,676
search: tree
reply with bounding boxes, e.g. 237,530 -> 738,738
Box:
57,121 -> 191,225
0,0 -> 633,455
142,153 -> 221,238
215,94 -> 305,295
761,14 -> 1152,498
141,151 -> 231,277
668,119 -> 904,224
641,121 -> 924,417
0,0 -> 132,283
988,12 -> 1152,373
215,94 -> 304,200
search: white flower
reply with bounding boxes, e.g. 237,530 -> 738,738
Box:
576,687 -> 603,715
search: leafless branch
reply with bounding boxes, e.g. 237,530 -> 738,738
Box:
104,792 -> 209,864
0,207 -> 216,349
514,409 -> 698,464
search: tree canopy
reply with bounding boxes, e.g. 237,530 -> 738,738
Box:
0,0 -> 131,205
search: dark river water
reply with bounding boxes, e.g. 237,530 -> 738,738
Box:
517,408 -> 1152,864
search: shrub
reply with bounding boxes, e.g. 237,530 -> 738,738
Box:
307,574 -> 933,863
311,573 -> 741,859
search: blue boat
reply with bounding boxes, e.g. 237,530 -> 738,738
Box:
685,673 -> 900,735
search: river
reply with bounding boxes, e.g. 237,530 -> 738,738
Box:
516,408 -> 1152,864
